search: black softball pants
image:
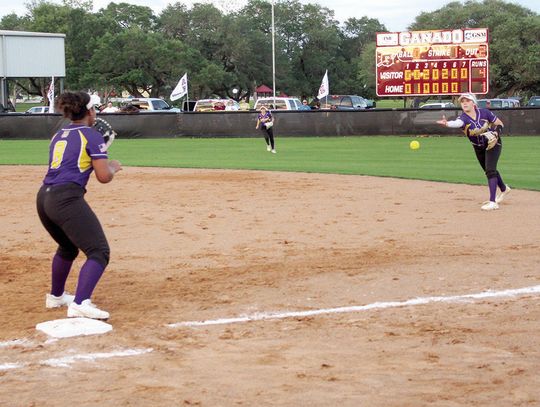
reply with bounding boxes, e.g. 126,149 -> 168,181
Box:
36,183 -> 110,267
261,127 -> 275,149
473,139 -> 502,179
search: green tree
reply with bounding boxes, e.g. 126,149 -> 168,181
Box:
0,13 -> 28,30
97,2 -> 157,32
159,1 -> 268,100
157,2 -> 191,39
356,42 -> 377,99
342,17 -> 387,61
89,29 -> 207,98
277,1 -> 341,97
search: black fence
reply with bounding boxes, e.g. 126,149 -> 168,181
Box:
1,108 -> 538,140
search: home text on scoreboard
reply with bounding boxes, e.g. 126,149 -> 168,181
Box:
375,28 -> 489,97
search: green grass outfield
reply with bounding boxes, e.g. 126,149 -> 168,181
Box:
1,136 -> 538,191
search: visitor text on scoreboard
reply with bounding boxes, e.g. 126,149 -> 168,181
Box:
376,28 -> 489,97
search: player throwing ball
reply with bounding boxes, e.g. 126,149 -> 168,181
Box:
437,93 -> 510,211
37,91 -> 122,319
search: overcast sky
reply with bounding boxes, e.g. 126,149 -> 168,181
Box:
0,0 -> 538,32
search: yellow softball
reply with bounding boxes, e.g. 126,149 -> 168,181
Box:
410,140 -> 420,150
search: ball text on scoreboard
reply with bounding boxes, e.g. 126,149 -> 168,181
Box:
375,28 -> 489,97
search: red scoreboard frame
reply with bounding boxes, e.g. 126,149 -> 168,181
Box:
376,28 -> 489,97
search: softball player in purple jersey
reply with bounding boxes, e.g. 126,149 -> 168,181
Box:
37,91 -> 122,319
256,106 -> 276,153
437,93 -> 511,211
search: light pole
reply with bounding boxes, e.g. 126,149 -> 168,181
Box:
271,0 -> 276,108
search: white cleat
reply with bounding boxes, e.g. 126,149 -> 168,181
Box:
266,145 -> 271,151
46,292 -> 75,308
481,201 -> 499,211
495,185 -> 511,204
271,149 -> 276,154
68,299 -> 109,320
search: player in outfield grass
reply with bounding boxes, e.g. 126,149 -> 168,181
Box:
256,106 -> 276,153
36,91 -> 122,320
437,93 -> 510,211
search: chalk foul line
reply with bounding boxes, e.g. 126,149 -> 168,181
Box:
0,348 -> 153,371
168,284 -> 540,328
42,348 -> 154,368
0,339 -> 33,348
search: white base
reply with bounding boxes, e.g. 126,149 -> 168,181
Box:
36,318 -> 112,338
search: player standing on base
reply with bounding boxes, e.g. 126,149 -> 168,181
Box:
437,93 -> 510,211
37,91 -> 122,319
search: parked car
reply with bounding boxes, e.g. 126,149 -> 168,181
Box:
193,99 -> 240,112
25,106 -> 50,114
526,96 -> 540,107
419,102 -> 456,109
365,99 -> 376,108
113,97 -> 180,112
317,95 -> 369,110
254,97 -> 302,110
477,98 -> 519,109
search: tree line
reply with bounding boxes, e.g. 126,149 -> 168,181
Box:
1,0 -> 538,104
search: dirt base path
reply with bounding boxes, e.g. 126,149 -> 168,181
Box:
1,166 -> 539,406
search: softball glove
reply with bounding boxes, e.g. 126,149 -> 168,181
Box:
482,131 -> 498,150
94,118 -> 116,151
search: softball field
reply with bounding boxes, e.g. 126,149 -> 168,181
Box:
1,165 -> 539,406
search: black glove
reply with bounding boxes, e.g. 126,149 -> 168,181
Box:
94,118 -> 116,151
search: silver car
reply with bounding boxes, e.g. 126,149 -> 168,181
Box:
25,106 -> 50,114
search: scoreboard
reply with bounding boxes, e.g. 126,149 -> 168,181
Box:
376,28 -> 489,97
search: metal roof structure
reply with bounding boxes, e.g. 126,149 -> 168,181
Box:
1,30 -> 66,110
0,30 -> 66,78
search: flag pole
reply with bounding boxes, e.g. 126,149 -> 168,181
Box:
48,76 -> 55,112
271,0 -> 276,109
326,71 -> 329,106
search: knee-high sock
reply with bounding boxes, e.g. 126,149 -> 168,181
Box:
74,259 -> 105,304
51,254 -> 73,297
488,177 -> 498,202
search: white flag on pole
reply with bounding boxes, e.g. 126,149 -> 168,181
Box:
170,73 -> 188,101
47,76 -> 55,111
317,70 -> 329,99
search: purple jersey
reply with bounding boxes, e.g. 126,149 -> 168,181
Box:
458,107 -> 498,148
43,124 -> 108,187
258,111 -> 273,127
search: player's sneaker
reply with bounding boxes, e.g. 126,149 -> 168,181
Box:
67,299 -> 109,320
495,185 -> 511,204
481,201 -> 499,211
266,145 -> 271,151
271,149 -> 276,154
46,292 -> 75,308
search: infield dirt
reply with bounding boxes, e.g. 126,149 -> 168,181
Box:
1,165 -> 539,406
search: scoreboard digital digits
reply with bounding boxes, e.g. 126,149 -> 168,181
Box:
376,28 -> 489,97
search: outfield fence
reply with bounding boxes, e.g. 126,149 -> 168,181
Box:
1,108 -> 538,139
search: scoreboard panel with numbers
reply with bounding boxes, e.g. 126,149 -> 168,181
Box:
376,29 -> 489,97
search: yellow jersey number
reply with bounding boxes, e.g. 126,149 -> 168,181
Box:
50,140 -> 68,169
